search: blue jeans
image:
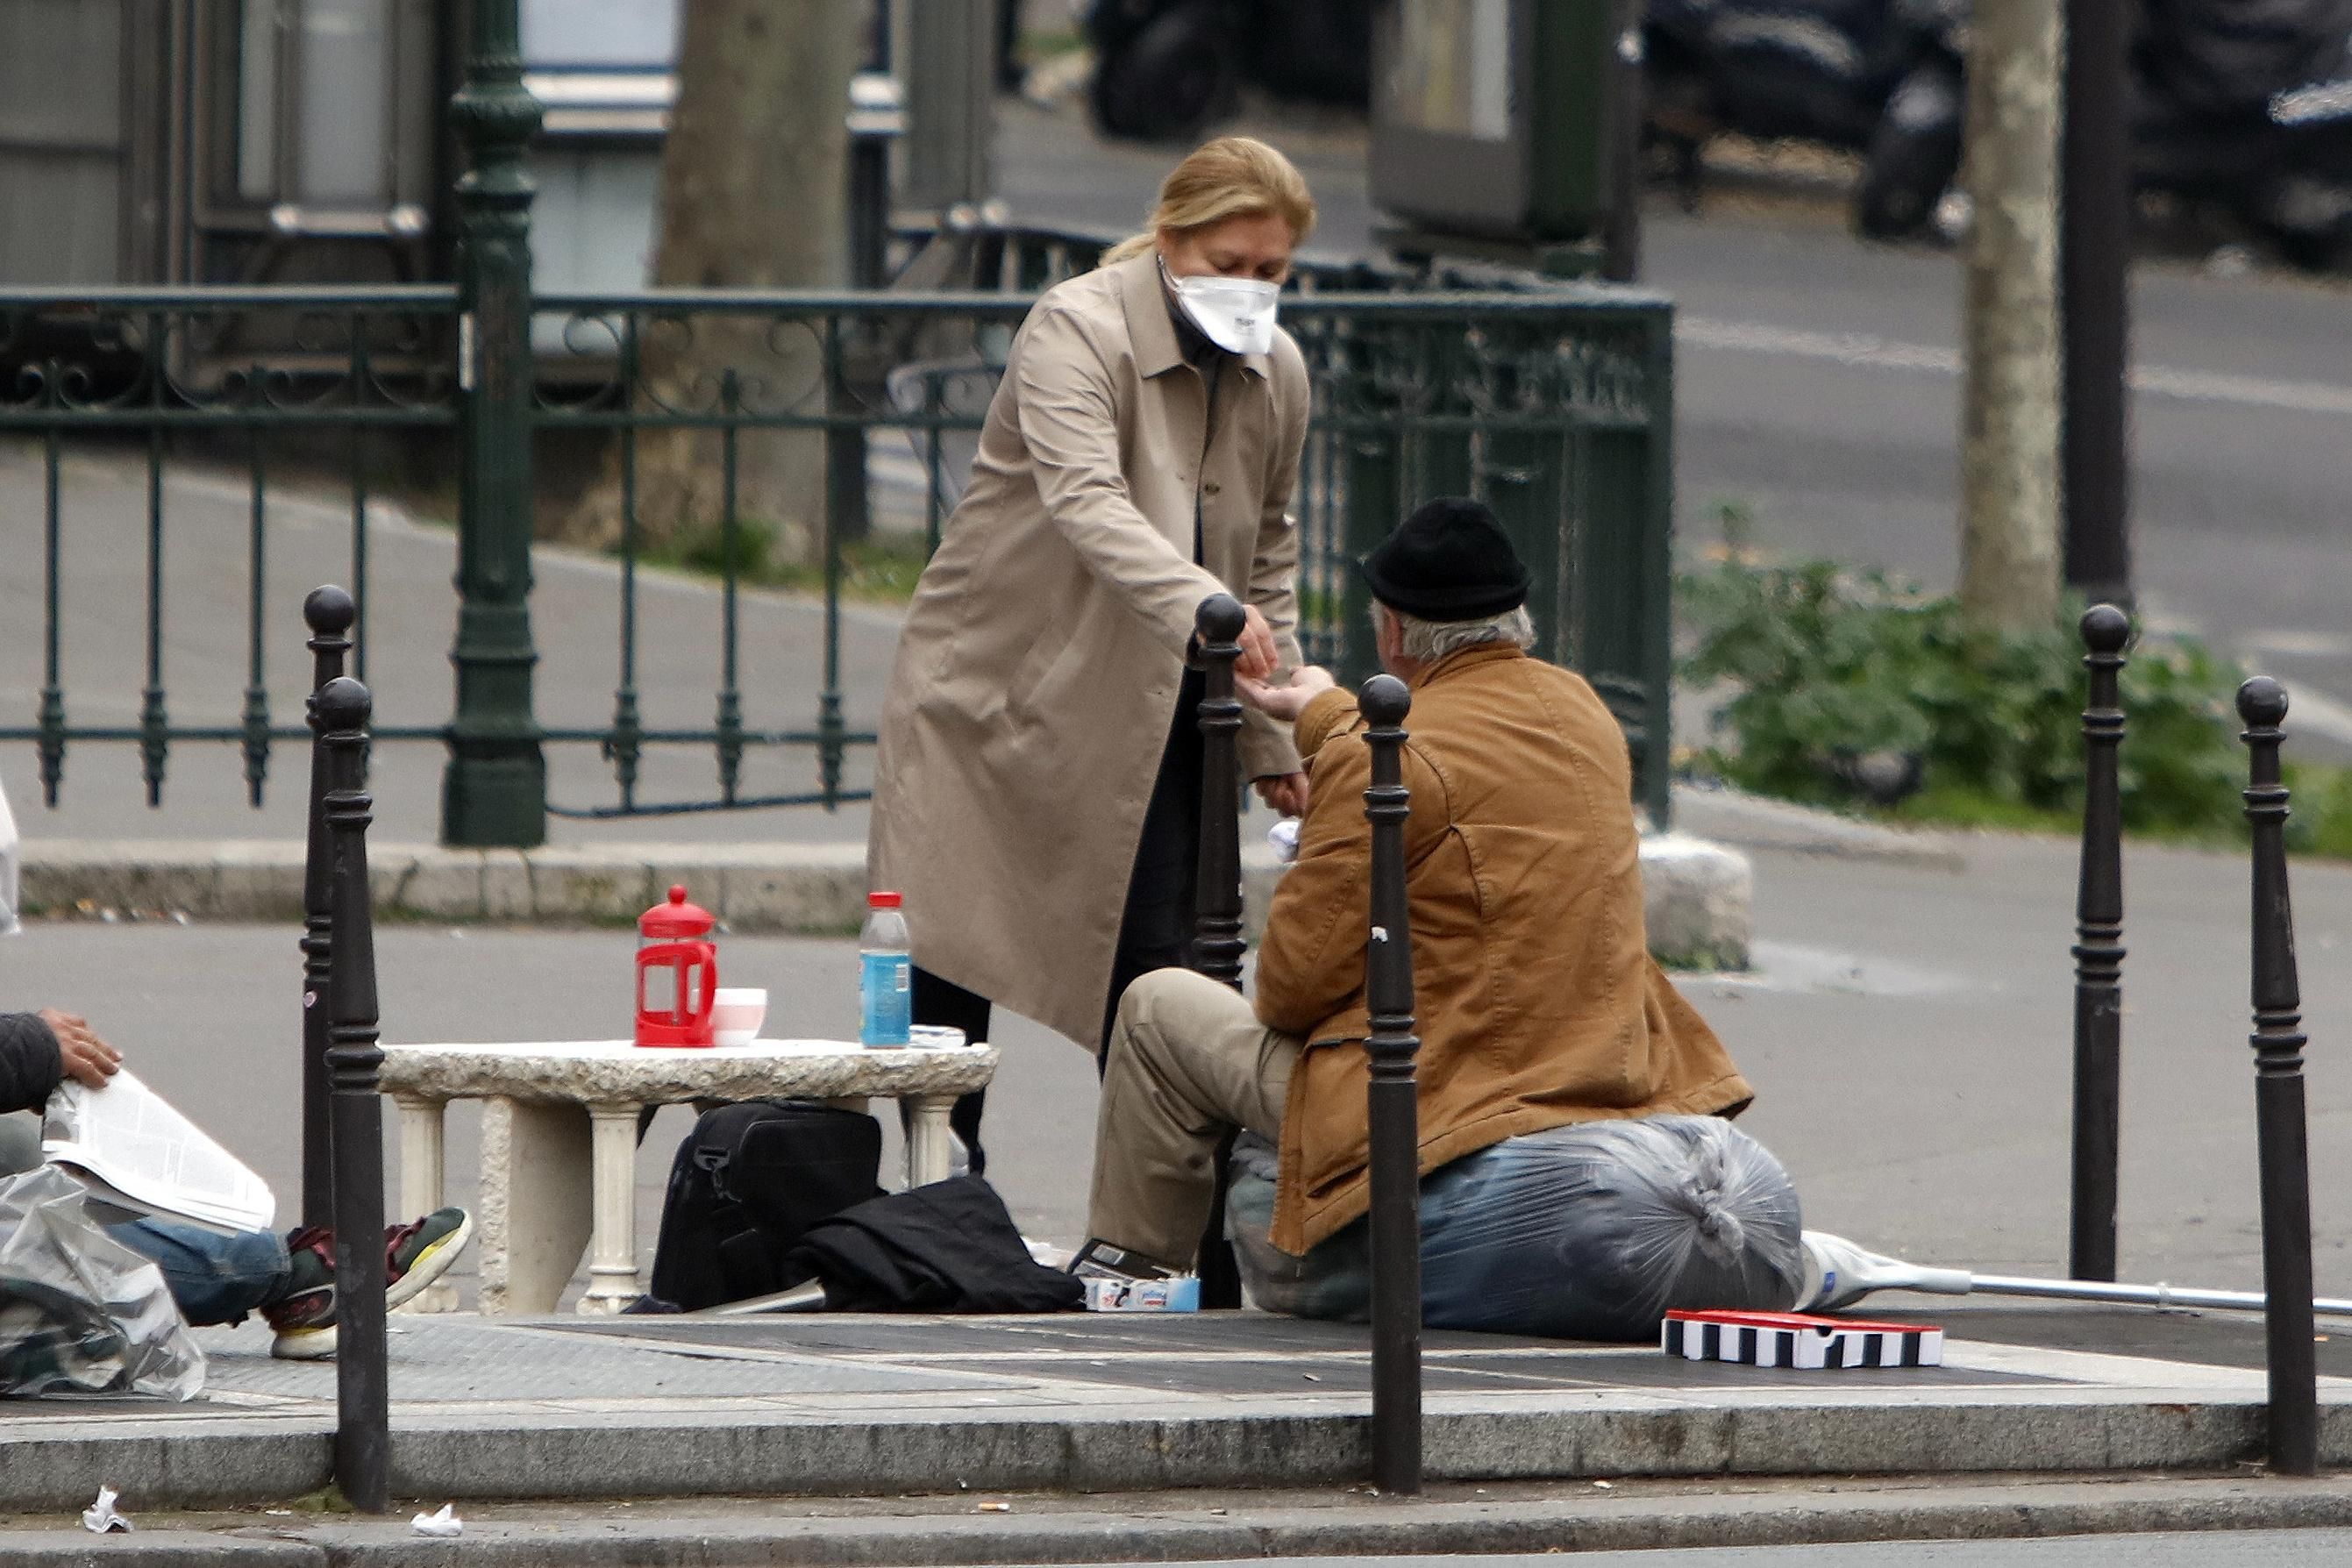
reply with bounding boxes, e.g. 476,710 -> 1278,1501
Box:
107,1218 -> 291,1328
1,1117 -> 291,1327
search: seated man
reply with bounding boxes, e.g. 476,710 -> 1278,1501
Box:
1075,497 -> 1754,1277
0,1006 -> 471,1361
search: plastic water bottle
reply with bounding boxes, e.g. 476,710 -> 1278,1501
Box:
859,891 -> 912,1047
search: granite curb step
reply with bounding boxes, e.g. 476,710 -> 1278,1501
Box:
5,1393 -> 2349,1515
12,1475 -> 2352,1566
19,833 -> 1755,969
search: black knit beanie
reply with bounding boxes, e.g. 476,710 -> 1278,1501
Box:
1359,496 -> 1531,620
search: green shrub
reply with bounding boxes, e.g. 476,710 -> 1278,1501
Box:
1678,559 -> 2247,834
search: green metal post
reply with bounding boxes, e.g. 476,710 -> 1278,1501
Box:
1639,306 -> 1676,829
441,0 -> 546,847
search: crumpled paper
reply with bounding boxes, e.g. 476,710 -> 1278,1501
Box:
412,1503 -> 463,1537
81,1486 -> 132,1533
1268,816 -> 1301,863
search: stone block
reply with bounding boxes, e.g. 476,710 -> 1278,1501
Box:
21,840 -> 224,919
480,850 -> 535,922
524,847 -> 658,925
390,848 -> 488,921
715,842 -> 868,933
1639,833 -> 1753,972
209,839 -> 308,922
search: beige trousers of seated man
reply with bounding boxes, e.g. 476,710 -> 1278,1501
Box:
1088,967 -> 1303,1269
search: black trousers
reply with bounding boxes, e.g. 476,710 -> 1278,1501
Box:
909,668 -> 1208,1172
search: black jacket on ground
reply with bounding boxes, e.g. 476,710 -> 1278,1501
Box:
0,1013 -> 61,1116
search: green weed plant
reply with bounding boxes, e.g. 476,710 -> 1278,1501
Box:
1676,559 -> 2312,844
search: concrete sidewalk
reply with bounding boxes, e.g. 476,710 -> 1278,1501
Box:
4,1303 -> 2348,1518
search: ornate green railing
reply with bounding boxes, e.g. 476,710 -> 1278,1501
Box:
0,11 -> 1676,847
528,285 -> 1675,828
0,286 -> 460,808
0,280 -> 1674,837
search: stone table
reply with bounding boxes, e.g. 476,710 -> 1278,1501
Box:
377,1035 -> 997,1315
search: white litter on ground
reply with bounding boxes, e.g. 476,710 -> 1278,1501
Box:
80,1486 -> 132,1533
412,1503 -> 463,1537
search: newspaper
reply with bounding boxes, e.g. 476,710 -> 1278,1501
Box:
40,1069 -> 274,1235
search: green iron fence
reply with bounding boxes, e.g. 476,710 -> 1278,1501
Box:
0,281 -> 1674,839
528,285 -> 1674,826
0,16 -> 1675,846
0,286 -> 460,808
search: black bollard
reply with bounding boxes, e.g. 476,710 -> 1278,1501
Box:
318,675 -> 389,1512
2070,604 -> 2130,1281
1190,594 -> 1249,1308
1360,672 -> 1422,1494
300,586 -> 354,1231
1191,594 -> 1249,987
2237,676 -> 2319,1476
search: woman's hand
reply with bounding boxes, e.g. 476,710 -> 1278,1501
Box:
1254,773 -> 1310,817
39,1009 -> 121,1090
1237,603 -> 1280,681
1237,664 -> 1337,723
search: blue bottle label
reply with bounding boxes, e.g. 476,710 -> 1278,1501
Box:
861,951 -> 912,1046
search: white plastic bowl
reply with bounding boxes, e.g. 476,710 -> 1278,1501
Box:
711,987 -> 767,1047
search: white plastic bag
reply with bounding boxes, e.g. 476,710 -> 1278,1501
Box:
1228,1115 -> 1805,1340
0,770 -> 18,936
0,1165 -> 204,1399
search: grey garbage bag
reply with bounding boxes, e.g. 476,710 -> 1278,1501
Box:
1227,1115 -> 1804,1340
0,1165 -> 203,1399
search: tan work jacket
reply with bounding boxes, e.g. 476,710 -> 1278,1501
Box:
1258,645 -> 1755,1253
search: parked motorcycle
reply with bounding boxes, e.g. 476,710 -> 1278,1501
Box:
1086,0 -> 1368,143
2136,0 -> 2352,268
1854,0 -> 1969,240
1643,0 -> 1958,232
1845,0 -> 2352,267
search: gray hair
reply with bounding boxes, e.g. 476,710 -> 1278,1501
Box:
1373,602 -> 1536,664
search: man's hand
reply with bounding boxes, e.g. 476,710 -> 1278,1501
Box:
1237,664 -> 1337,723
39,1009 -> 121,1090
1236,603 -> 1280,681
1254,772 -> 1310,817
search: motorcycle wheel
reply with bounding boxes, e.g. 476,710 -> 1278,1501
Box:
2258,171 -> 2352,274
1857,63 -> 1965,241
1089,1 -> 1240,143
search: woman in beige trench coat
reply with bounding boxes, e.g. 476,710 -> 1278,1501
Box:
868,138 -> 1320,1170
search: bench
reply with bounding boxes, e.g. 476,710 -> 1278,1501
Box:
377,1035 -> 997,1315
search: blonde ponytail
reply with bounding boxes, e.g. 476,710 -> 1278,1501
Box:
1100,136 -> 1317,267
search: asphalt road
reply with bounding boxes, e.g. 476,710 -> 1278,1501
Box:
1171,1533 -> 2352,1566
12,827 -> 2352,1310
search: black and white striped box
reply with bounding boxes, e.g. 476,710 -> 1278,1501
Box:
1663,1309 -> 1944,1369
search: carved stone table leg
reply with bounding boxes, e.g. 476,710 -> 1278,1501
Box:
906,1094 -> 956,1188
477,1096 -> 592,1316
391,1094 -> 457,1314
580,1101 -> 645,1315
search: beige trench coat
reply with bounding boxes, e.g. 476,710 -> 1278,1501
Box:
868,252 -> 1311,1051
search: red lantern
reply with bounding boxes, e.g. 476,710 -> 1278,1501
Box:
636,884 -> 718,1048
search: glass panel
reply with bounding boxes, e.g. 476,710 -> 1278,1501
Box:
237,0 -> 280,202
1380,0 -> 1513,142
641,963 -> 674,1016
522,0 -> 676,68
296,0 -> 389,204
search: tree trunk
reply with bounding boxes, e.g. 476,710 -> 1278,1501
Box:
560,1 -> 860,562
1957,0 -> 2063,632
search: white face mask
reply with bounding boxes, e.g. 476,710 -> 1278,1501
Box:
1168,270 -> 1280,357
